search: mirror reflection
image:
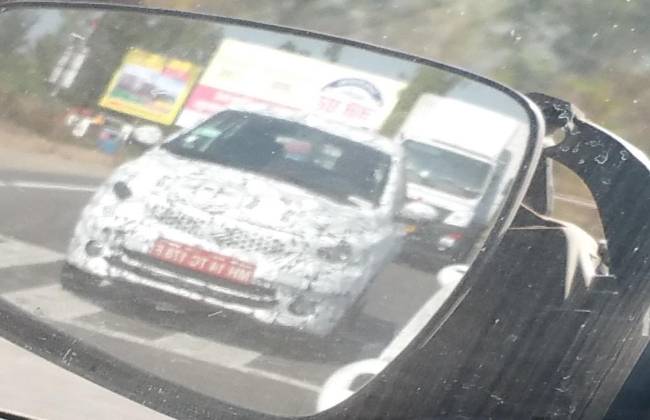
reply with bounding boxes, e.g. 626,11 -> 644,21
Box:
0,7 -> 530,416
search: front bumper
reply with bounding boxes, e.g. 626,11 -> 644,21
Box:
399,223 -> 481,270
65,185 -> 380,336
65,241 -> 358,337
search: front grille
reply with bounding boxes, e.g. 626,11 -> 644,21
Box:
151,206 -> 207,237
210,226 -> 287,254
151,206 -> 293,255
108,249 -> 277,308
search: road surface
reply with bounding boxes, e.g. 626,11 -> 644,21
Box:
0,169 -> 445,417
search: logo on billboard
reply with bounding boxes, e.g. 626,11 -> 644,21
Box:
321,78 -> 384,106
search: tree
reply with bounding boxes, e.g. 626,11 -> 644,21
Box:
0,10 -> 38,93
323,43 -> 343,63
380,67 -> 457,137
61,10 -> 223,108
0,10 -> 37,56
278,41 -> 311,56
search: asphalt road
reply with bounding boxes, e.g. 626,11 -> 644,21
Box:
0,169 -> 445,417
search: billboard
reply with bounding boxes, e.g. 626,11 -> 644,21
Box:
176,39 -> 406,130
99,48 -> 202,126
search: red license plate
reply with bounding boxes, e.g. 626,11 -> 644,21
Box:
149,238 -> 256,284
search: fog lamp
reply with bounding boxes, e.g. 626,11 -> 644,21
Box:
289,296 -> 317,316
85,240 -> 103,257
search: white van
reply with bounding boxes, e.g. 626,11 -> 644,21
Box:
397,92 -> 527,268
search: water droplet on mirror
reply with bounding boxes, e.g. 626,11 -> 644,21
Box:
595,152 -> 609,164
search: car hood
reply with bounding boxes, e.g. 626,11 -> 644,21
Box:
115,149 -> 382,242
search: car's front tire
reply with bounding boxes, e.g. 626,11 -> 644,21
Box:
60,263 -> 98,295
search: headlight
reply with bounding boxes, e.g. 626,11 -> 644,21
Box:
317,241 -> 353,263
84,240 -> 103,257
113,181 -> 132,200
438,232 -> 463,250
444,211 -> 473,228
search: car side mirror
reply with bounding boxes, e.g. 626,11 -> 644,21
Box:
398,201 -> 439,222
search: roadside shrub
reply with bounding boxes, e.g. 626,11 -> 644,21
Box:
0,89 -> 72,142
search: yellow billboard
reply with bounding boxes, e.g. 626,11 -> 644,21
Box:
99,48 -> 201,125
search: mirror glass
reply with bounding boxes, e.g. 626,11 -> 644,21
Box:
0,7 -> 533,417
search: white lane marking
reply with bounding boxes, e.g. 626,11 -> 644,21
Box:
69,316 -> 321,392
152,333 -> 260,367
6,180 -> 96,193
0,248 -> 321,392
0,234 -> 320,392
0,235 -> 63,269
643,306 -> 650,337
555,194 -> 597,209
239,365 -> 321,393
68,319 -> 321,392
380,269 -> 462,362
2,284 -> 102,322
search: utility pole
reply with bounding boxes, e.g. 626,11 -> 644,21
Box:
48,15 -> 100,97
49,33 -> 89,97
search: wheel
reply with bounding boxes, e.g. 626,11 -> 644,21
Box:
343,293 -> 368,327
331,292 -> 369,337
60,263 -> 97,295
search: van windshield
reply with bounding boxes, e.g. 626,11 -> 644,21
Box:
403,140 -> 492,199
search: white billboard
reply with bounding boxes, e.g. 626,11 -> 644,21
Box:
177,39 -> 406,130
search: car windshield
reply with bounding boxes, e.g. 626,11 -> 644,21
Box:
403,140 -> 492,199
163,111 -> 392,207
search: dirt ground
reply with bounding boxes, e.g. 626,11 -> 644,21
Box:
0,120 -> 118,179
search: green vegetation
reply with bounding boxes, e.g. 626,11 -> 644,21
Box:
0,9 -> 223,152
2,2 -> 649,150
